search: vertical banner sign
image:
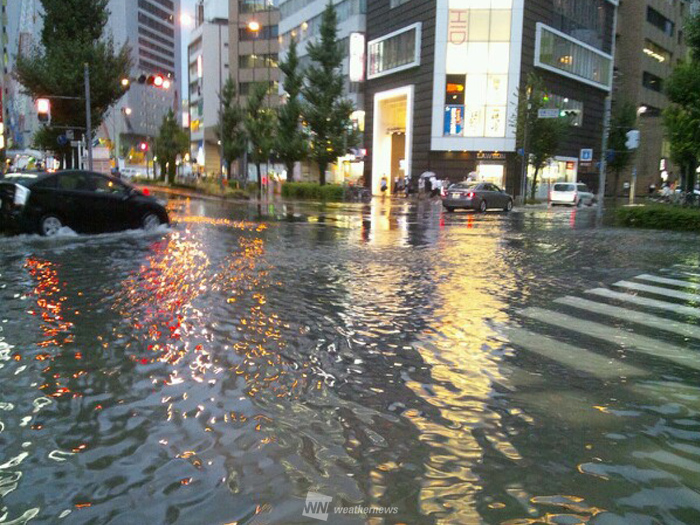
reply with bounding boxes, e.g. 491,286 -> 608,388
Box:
349,33 -> 366,82
444,106 -> 464,135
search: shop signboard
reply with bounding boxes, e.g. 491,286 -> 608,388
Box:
444,105 -> 464,136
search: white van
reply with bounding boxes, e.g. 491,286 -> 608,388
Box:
549,183 -> 596,207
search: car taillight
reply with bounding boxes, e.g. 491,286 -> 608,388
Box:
13,184 -> 30,206
467,192 -> 474,198
142,188 -> 150,196
441,187 -> 446,197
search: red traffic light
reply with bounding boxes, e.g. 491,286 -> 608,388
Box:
139,142 -> 149,152
36,98 -> 51,123
153,75 -> 164,88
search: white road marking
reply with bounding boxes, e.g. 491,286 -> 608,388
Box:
612,281 -> 700,302
585,288 -> 700,318
635,274 -> 700,291
554,296 -> 700,340
501,326 -> 646,379
520,308 -> 700,371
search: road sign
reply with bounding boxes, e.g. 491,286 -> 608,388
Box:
57,135 -> 68,147
580,148 -> 593,162
538,108 -> 560,119
66,129 -> 74,140
70,140 -> 82,148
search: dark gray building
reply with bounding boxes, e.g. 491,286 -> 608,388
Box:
364,0 -> 617,198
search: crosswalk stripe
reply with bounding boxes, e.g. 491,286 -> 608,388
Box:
554,296 -> 700,340
635,274 -> 700,291
613,281 -> 700,302
662,268 -> 700,278
501,326 -> 646,379
585,288 -> 700,318
520,308 -> 700,372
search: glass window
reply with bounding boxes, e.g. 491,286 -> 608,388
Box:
367,24 -> 420,79
90,175 -> 128,195
33,175 -> 57,189
536,24 -> 612,89
57,172 -> 90,191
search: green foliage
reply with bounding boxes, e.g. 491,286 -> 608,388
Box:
302,1 -> 355,185
516,73 -> 568,199
15,0 -> 132,162
281,182 -> 344,201
218,79 -> 247,178
663,15 -> 700,191
608,102 -> 637,196
153,110 -> 189,185
277,38 -> 308,180
616,205 -> 700,232
244,83 -> 276,195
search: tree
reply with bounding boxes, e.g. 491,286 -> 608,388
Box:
245,83 -> 276,198
607,102 -> 637,198
218,78 -> 247,180
153,110 -> 189,185
15,0 -> 132,167
303,1 -> 355,185
276,37 -> 308,182
515,73 -> 568,200
663,14 -> 700,192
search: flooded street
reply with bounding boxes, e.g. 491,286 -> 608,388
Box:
1,197 -> 700,524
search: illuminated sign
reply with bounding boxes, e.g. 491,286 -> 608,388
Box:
349,33 -> 366,82
476,152 -> 506,160
444,105 -> 464,136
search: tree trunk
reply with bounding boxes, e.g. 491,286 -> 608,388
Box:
613,170 -> 620,205
285,161 -> 295,182
168,162 -> 176,185
530,167 -> 540,201
256,162 -> 262,200
318,161 -> 327,186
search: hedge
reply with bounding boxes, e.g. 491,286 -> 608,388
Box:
616,205 -> 700,232
282,182 -> 345,201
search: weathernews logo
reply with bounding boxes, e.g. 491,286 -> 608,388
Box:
302,491 -> 399,522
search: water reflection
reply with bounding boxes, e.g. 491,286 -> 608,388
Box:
0,198 -> 700,522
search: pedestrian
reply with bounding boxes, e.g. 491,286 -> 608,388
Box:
430,175 -> 439,198
380,175 -> 388,195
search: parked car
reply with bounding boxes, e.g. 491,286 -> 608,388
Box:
549,182 -> 596,207
0,170 -> 169,236
442,182 -> 514,213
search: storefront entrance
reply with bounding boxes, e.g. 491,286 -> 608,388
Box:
371,86 -> 414,195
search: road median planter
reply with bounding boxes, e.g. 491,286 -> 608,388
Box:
282,183 -> 345,202
616,204 -> 700,232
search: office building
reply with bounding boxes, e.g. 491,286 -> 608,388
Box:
103,0 -> 182,156
188,1 -> 230,175
278,0 -> 365,182
614,0 -> 692,194
364,0 -> 617,197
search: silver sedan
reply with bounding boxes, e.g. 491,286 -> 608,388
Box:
442,182 -> 514,213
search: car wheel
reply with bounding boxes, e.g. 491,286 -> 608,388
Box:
141,213 -> 162,231
587,199 -> 594,207
504,199 -> 513,212
39,214 -> 63,237
478,199 -> 487,213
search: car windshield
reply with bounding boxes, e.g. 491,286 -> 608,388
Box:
451,182 -> 479,190
1,172 -> 47,186
554,183 -> 575,192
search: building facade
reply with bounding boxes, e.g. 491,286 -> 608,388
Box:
188,3 -> 230,175
277,0 -> 366,182
103,0 -> 182,156
614,0 -> 691,194
364,0 -> 617,198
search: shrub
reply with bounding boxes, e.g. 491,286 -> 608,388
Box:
616,205 -> 700,232
282,182 -> 345,201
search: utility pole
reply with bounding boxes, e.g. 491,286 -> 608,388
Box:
84,63 -> 93,171
519,87 -> 532,205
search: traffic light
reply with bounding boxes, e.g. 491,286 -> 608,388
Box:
625,130 -> 640,150
36,98 -> 51,124
139,142 -> 149,152
136,74 -> 171,89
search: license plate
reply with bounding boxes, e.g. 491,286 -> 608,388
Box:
452,193 -> 462,199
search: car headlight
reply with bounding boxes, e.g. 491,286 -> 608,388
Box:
14,184 -> 31,206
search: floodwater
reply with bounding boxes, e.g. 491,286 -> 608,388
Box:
1,197 -> 700,524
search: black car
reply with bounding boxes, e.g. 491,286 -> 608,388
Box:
442,182 -> 514,213
0,170 -> 169,236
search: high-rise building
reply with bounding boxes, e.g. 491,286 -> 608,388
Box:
277,0 -> 365,182
614,0 -> 692,194
188,1 -> 230,175
103,0 -> 182,157
1,0 -> 41,152
363,0 -> 617,198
